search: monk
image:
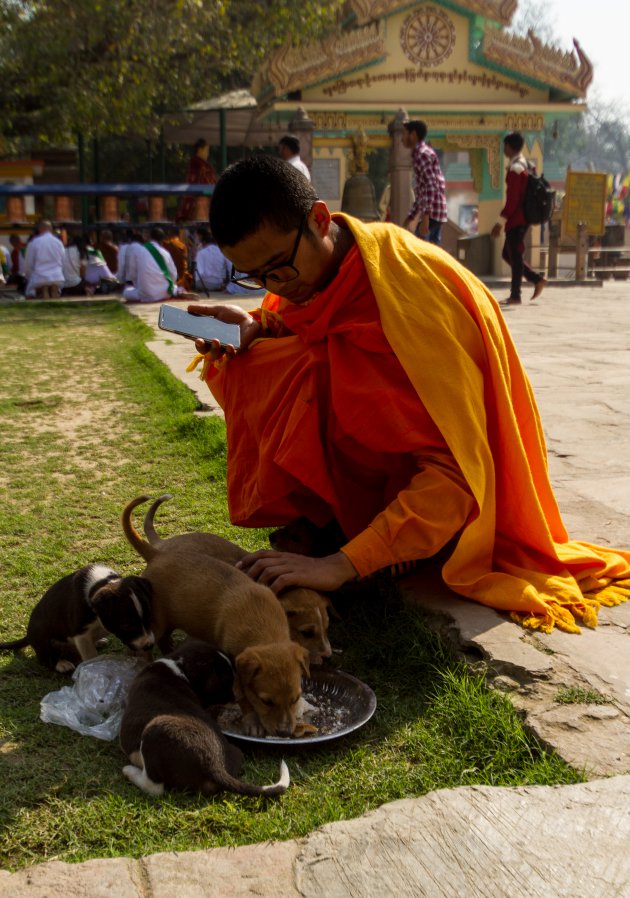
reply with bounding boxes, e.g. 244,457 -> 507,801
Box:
186,154 -> 630,634
177,138 -> 217,223
163,226 -> 194,291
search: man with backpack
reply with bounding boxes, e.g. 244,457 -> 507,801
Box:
491,131 -> 547,304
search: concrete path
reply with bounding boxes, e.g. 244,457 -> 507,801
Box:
3,283 -> 630,896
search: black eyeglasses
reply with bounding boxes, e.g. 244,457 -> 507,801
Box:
230,215 -> 306,291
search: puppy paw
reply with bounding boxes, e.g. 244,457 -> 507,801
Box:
55,659 -> 76,673
240,712 -> 267,737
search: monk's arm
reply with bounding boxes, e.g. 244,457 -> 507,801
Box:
341,450 -> 476,578
239,451 -> 476,593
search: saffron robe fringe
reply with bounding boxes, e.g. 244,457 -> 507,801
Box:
188,217 -> 630,634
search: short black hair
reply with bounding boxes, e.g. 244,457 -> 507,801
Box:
193,138 -> 208,152
150,226 -> 165,242
210,154 -> 318,247
403,120 -> 428,141
196,227 -> 212,244
279,134 -> 300,156
504,131 -> 524,152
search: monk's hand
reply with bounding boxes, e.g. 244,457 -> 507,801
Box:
188,303 -> 261,360
236,550 -> 359,594
491,223 -> 502,239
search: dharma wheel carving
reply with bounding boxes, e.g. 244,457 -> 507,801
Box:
400,6 -> 455,67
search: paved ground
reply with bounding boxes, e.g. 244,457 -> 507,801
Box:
3,281 -> 630,896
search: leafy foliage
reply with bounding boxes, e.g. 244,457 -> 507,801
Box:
0,0 -> 342,146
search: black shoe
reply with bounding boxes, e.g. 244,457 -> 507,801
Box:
500,296 -> 521,305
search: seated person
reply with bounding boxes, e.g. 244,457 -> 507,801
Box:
8,233 -> 26,291
96,229 -> 119,276
185,154 -> 630,635
163,226 -> 194,291
24,220 -> 65,299
194,227 -> 261,295
84,240 -> 118,292
194,227 -> 229,291
60,234 -> 88,296
123,227 -> 191,303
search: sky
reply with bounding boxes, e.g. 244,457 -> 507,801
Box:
545,0 -> 630,110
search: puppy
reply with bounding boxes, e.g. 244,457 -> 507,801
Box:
122,498 -> 309,737
120,639 -> 289,797
0,564 -> 154,673
131,493 -> 333,664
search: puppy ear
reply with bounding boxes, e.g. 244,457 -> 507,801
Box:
294,644 -> 310,678
128,576 -> 153,603
234,648 -> 261,684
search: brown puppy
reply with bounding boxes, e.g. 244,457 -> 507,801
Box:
137,494 -> 333,664
122,498 -> 309,737
120,639 -> 289,797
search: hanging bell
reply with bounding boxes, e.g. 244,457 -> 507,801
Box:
341,173 -> 380,222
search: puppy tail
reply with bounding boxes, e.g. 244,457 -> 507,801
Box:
143,493 -> 173,547
121,495 -> 157,562
213,759 -> 290,797
0,636 -> 29,652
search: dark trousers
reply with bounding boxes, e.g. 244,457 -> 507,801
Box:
415,218 -> 443,246
502,225 -> 543,300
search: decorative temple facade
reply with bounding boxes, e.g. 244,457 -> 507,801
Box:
250,0 -> 592,270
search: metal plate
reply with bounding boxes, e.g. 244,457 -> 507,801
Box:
220,668 -> 377,747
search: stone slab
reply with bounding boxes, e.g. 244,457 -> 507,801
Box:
3,778 -> 629,898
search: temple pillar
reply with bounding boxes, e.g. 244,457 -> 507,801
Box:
100,195 -> 119,221
194,195 -> 210,222
148,196 -> 165,221
289,107 -> 316,170
388,108 -> 411,227
7,196 -> 25,222
54,195 -> 75,221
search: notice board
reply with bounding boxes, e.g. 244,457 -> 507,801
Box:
563,171 -> 607,237
311,158 -> 340,201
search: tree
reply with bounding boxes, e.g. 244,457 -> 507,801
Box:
0,0 -> 342,147
510,1 -> 558,44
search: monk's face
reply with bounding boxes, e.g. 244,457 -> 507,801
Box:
221,202 -> 338,305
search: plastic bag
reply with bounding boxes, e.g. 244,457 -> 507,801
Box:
40,654 -> 144,741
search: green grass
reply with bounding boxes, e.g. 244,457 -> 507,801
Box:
0,300 -> 583,871
555,687 -> 613,705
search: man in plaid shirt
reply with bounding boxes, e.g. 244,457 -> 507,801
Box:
402,120 -> 448,245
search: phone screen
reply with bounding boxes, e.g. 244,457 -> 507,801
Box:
158,305 -> 241,350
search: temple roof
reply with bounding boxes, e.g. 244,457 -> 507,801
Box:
253,0 -> 592,105
347,0 -> 517,26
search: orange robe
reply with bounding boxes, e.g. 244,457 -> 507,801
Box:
193,216 -> 630,633
163,237 -> 193,290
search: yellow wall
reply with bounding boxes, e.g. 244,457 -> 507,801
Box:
303,3 -> 548,107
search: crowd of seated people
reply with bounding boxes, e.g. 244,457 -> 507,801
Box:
1,222 -> 255,302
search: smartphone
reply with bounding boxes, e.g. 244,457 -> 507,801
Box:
158,305 -> 241,350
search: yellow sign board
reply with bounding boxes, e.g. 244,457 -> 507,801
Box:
563,171 -> 607,237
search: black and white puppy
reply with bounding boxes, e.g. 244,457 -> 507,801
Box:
119,638 -> 290,798
0,563 -> 154,673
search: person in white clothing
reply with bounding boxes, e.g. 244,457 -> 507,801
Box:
61,234 -> 87,296
24,221 -> 65,298
278,135 -> 311,182
193,227 -> 229,292
84,240 -> 117,291
123,227 -> 187,303
193,227 -> 264,296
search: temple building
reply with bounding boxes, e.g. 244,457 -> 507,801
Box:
246,0 -> 592,271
